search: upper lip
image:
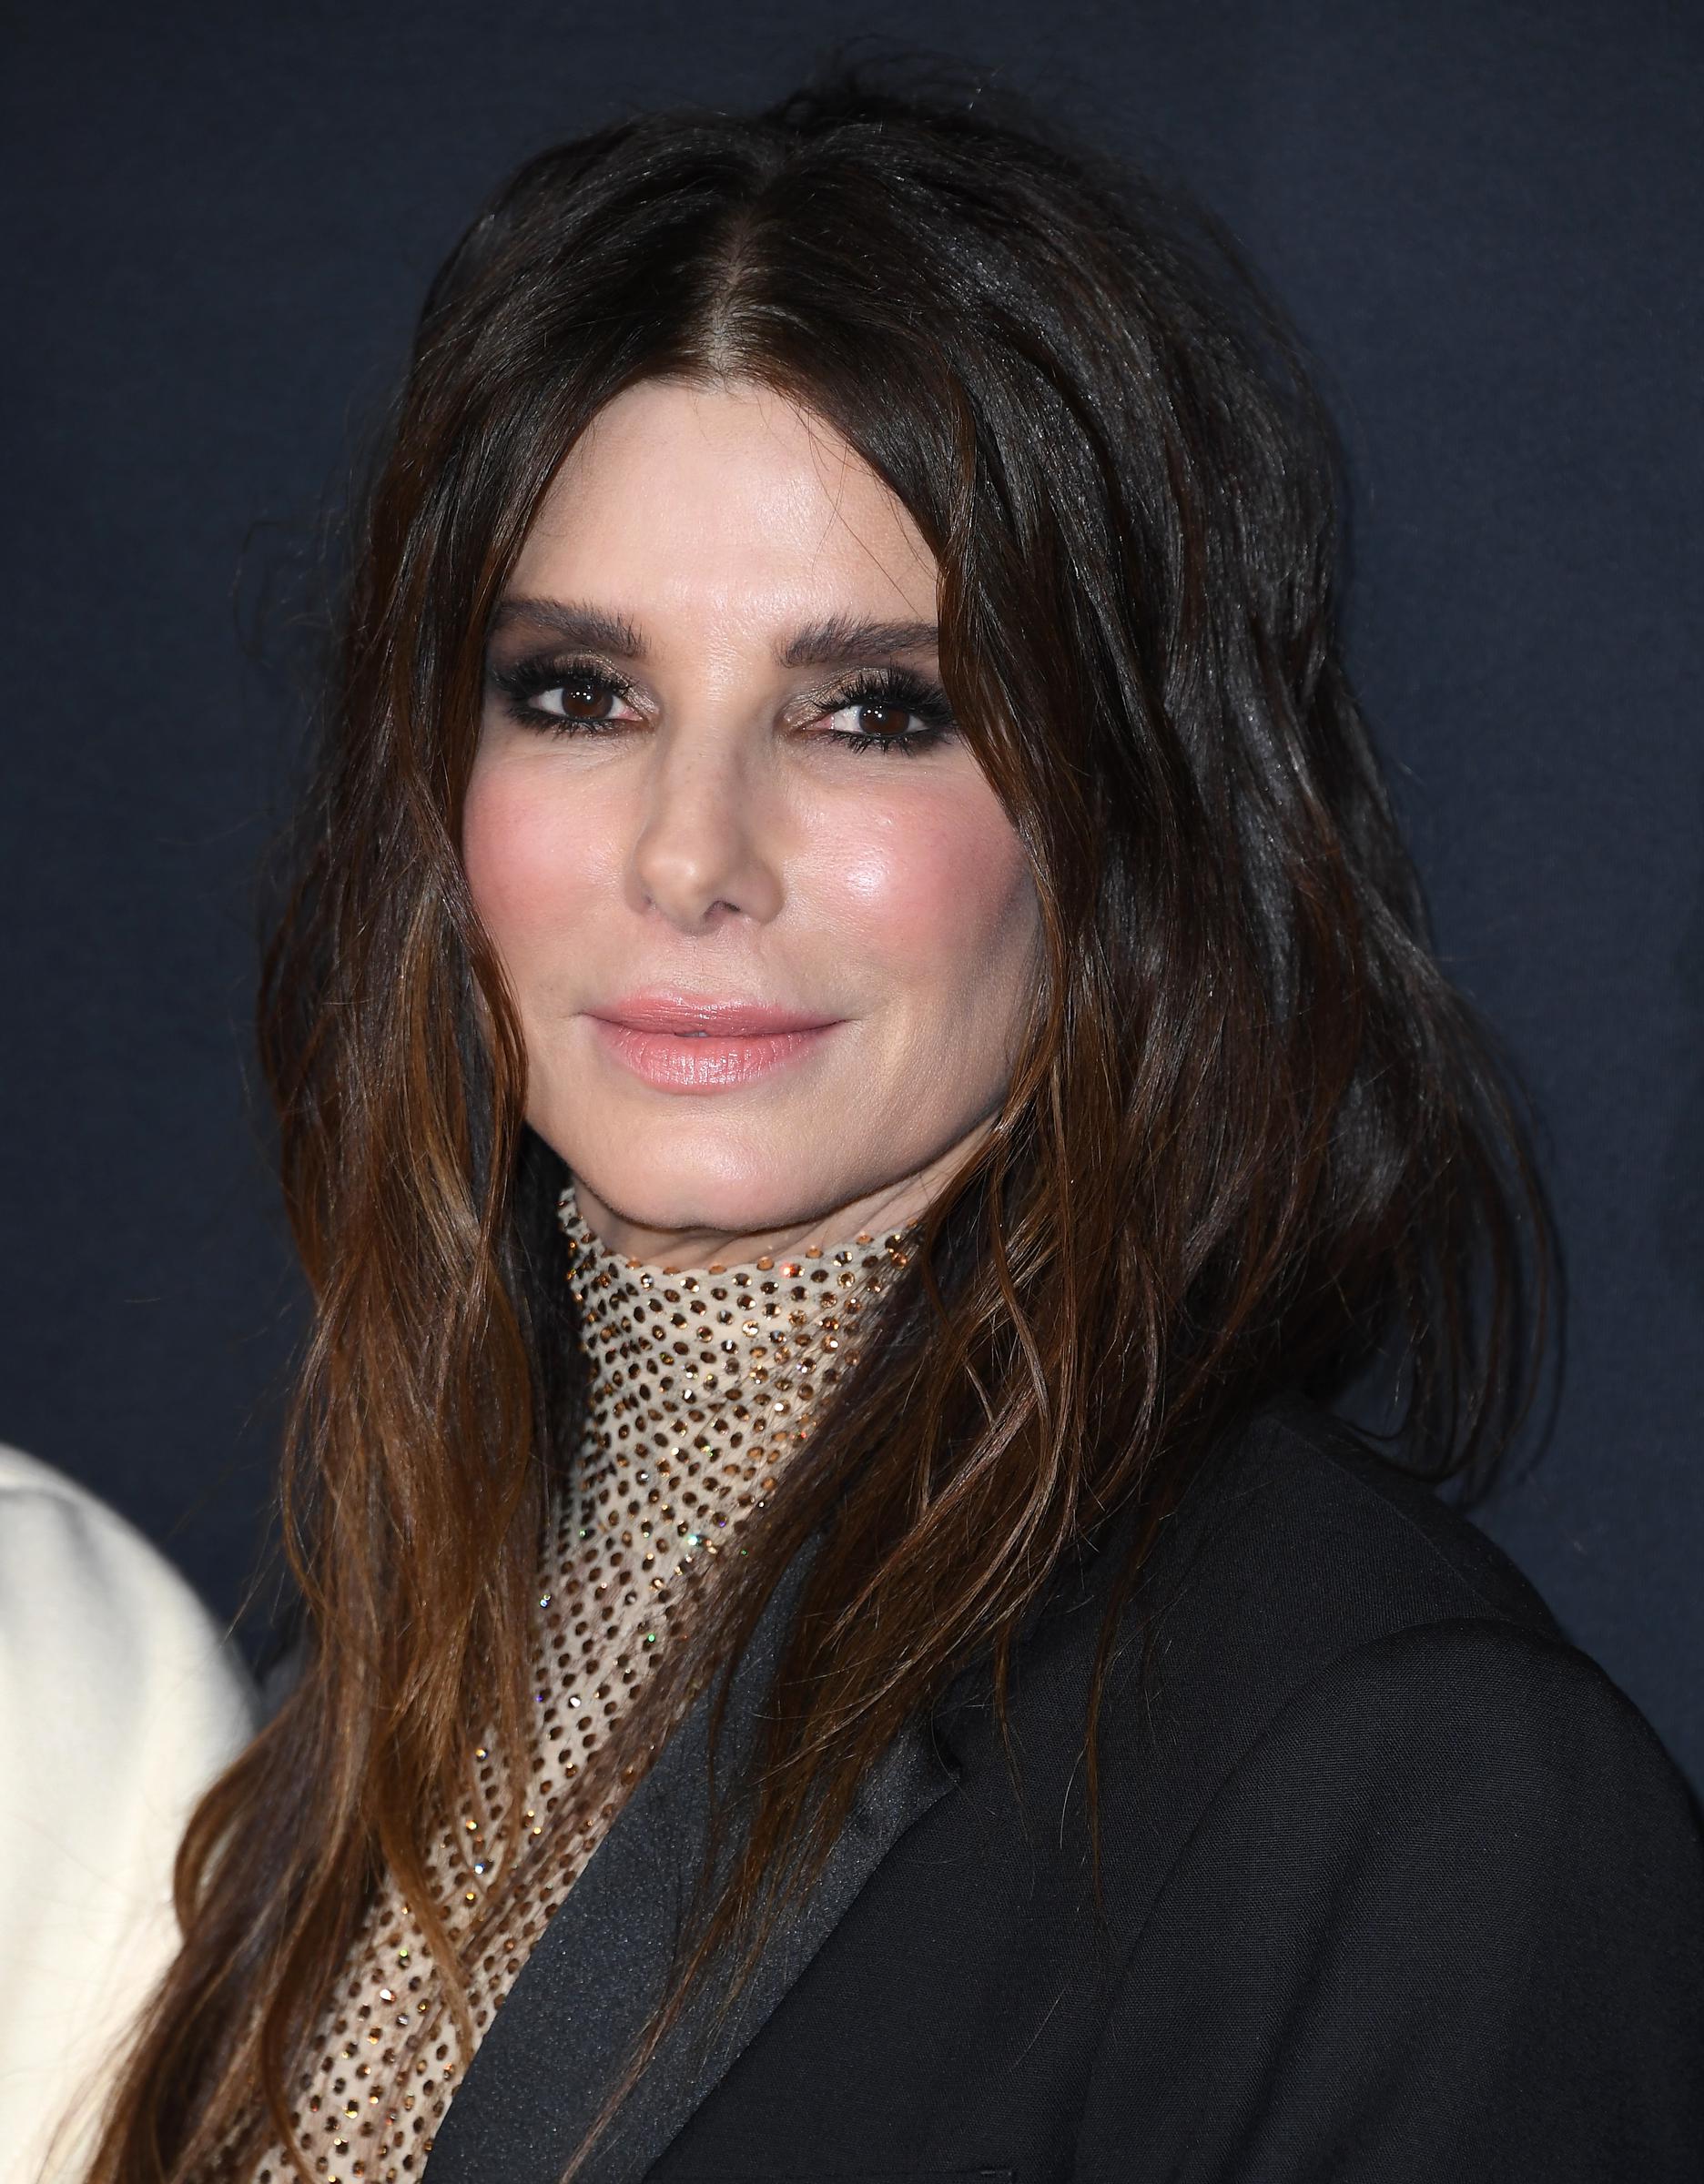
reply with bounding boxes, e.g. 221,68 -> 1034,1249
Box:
588,992 -> 842,1036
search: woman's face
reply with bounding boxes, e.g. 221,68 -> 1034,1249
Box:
463,377 -> 1040,1265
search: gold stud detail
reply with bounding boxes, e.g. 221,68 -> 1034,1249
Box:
258,1179 -> 919,2180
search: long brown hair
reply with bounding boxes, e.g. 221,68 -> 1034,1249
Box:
90,63 -> 1553,2180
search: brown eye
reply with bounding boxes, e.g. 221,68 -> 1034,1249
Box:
548,676 -> 617,722
490,654 -> 641,734
852,703 -> 912,737
816,676 -> 953,753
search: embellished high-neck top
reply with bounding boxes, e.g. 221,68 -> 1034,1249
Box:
253,1188 -> 918,2184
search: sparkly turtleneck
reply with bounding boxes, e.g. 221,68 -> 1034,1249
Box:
252,1186 -> 918,2184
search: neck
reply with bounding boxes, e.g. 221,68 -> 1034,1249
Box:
555,1182 -> 920,1502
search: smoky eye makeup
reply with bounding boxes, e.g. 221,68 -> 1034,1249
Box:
484,647 -> 958,754
807,662 -> 958,754
485,652 -> 644,729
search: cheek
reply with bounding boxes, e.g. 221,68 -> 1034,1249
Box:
822,778 -> 1037,1001
462,759 -> 596,971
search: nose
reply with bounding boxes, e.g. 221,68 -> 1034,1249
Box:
627,724 -> 785,932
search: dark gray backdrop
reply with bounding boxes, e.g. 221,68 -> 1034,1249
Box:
3,0 -> 1699,1790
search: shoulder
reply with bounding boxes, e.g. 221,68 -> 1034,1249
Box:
0,1445 -> 259,2180
1155,1391 -> 1704,1889
1073,1619 -> 1704,2179
1051,1401 -> 1704,2177
1102,1390 -> 1568,1749
1019,1392 -> 1702,1915
1157,1388 -> 1562,1643
0,1433 -> 261,1882
0,1441 -> 259,1758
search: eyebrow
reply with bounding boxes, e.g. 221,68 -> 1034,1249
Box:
776,613 -> 939,667
490,597 -> 938,668
488,598 -> 646,656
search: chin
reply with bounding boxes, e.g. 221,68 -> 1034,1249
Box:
558,1126 -> 855,1242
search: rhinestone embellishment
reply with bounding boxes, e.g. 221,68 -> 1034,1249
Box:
248,1184 -> 916,2182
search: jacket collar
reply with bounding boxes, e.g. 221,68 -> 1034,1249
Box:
421,1529 -> 965,2184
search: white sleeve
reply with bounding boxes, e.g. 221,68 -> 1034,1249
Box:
0,1445 -> 260,2183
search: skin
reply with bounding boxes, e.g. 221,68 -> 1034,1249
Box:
462,377 -> 1040,1269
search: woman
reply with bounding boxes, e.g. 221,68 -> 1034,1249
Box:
86,68 -> 1704,2184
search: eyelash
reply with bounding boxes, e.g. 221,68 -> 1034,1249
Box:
487,655 -> 956,756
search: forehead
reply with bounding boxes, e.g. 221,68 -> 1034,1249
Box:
505,378 -> 938,635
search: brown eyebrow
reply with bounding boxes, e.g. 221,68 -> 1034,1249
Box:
489,599 -> 938,670
775,615 -> 939,668
488,598 -> 646,657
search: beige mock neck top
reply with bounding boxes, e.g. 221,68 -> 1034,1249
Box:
254,1186 -> 917,2184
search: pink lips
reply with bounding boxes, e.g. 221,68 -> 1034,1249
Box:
585,993 -> 842,1093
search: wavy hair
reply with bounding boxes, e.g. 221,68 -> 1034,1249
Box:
89,64 -> 1552,2181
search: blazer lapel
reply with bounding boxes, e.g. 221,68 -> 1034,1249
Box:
422,1532 -> 963,2184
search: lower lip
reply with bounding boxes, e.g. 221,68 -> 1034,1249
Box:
588,1018 -> 837,1092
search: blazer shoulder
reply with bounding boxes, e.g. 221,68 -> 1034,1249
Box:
1141,1390 -> 1563,1664
1074,1613 -> 1704,2184
1011,1400 -> 1703,1982
0,1440 -> 260,1758
0,1446 -> 259,2184
1023,1394 -> 1586,1842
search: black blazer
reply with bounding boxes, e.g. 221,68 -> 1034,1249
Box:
422,1391 -> 1704,2183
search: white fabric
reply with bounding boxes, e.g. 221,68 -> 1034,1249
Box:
0,1443 -> 259,2182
